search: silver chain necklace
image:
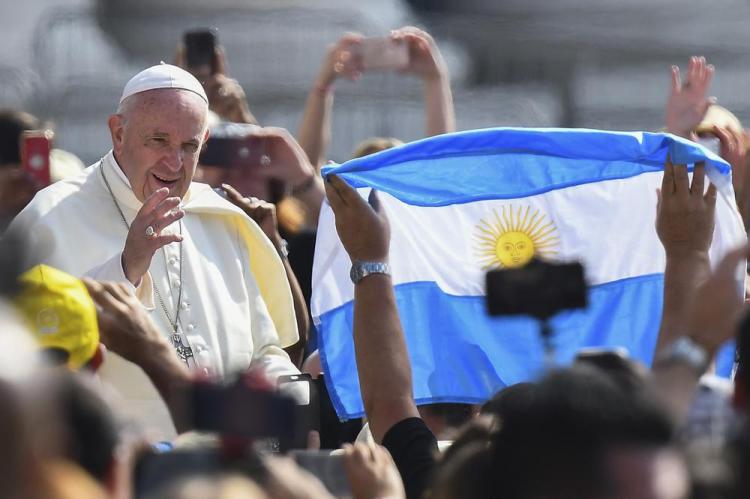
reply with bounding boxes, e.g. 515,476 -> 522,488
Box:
99,162 -> 194,365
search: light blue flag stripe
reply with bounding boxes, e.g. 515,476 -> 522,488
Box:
319,274 -> 665,419
321,128 -> 731,207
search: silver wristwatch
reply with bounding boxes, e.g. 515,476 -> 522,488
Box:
658,336 -> 709,374
350,261 -> 391,284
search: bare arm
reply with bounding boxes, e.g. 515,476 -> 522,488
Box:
83,279 -> 193,433
221,184 -> 310,367
325,174 -> 419,443
391,27 -> 455,137
298,34 -> 363,169
654,159 -> 716,355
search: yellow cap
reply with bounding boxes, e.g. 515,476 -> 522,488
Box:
13,265 -> 98,370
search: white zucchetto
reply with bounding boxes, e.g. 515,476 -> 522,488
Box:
119,63 -> 208,104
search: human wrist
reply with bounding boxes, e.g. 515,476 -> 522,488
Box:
665,247 -> 710,262
136,338 -> 176,374
291,173 -> 319,195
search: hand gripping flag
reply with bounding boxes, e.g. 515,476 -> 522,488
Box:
312,128 -> 747,419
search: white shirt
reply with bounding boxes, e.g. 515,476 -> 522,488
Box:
10,151 -> 299,437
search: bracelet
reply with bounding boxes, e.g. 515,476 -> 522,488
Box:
291,175 -> 319,196
277,238 -> 289,259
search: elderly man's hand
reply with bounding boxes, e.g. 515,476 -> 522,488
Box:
325,174 -> 390,262
656,157 -> 717,258
121,187 -> 184,286
343,442 -> 406,499
83,278 -> 171,366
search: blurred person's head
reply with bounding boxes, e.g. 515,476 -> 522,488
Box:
108,64 -> 210,202
0,230 -> 24,298
480,381 -> 537,420
436,365 -> 686,499
146,474 -> 268,499
13,265 -> 101,370
27,372 -> 120,494
0,302 -> 46,499
733,310 -> 750,414
418,403 -> 478,440
351,137 -> 403,159
694,104 -> 744,137
0,109 -> 39,167
574,348 -> 648,394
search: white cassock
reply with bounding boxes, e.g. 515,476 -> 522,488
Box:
10,151 -> 300,437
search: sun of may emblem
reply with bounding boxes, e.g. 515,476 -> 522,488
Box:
474,205 -> 560,269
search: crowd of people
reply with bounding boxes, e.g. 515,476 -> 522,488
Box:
0,22 -> 749,498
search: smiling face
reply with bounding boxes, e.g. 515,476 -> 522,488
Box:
108,89 -> 209,202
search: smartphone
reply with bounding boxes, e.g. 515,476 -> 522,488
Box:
697,136 -> 721,155
200,123 -> 265,169
20,130 -> 53,187
485,259 -> 587,320
184,29 -> 217,77
278,373 -> 320,450
190,378 -> 296,440
290,450 -> 352,497
359,37 -> 409,71
134,448 -> 266,498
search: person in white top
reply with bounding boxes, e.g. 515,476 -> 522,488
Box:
10,64 -> 300,437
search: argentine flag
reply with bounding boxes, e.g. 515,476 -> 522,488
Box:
312,128 -> 746,420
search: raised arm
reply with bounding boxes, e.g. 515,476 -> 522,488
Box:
297,34 -> 363,169
324,174 -> 419,443
391,27 -> 455,137
655,158 -> 717,356
665,56 -> 715,139
220,183 -> 310,368
83,279 -> 193,433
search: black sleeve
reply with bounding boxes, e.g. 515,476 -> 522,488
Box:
381,417 -> 439,499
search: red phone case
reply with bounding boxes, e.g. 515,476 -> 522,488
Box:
21,130 -> 53,186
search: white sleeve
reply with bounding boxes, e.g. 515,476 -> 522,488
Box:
84,251 -> 155,310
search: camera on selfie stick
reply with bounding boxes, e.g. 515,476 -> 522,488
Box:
485,258 -> 588,363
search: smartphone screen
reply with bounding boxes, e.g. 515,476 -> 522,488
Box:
184,29 -> 217,79
359,37 -> 409,71
278,373 -> 320,450
20,130 -> 53,187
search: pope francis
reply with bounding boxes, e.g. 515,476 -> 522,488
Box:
10,64 -> 300,437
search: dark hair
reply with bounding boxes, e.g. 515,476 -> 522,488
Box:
735,311 -> 750,391
488,365 -> 675,499
56,374 -> 119,483
0,231 -> 24,297
0,109 -> 39,166
481,382 -> 537,420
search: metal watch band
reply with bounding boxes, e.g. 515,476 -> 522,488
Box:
657,336 -> 710,374
350,261 -> 391,284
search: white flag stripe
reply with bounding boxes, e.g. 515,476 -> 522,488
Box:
312,172 -> 745,319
